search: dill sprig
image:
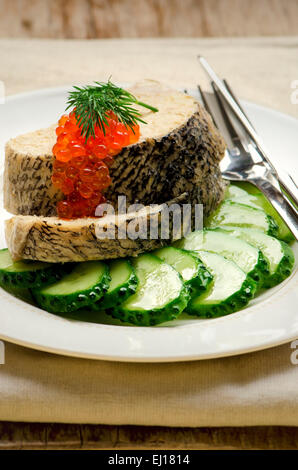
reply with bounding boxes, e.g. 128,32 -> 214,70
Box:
66,80 -> 158,142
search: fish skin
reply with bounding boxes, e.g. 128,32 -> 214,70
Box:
4,103 -> 226,217
5,193 -> 206,262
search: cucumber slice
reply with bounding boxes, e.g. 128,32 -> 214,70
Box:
225,184 -> 249,199
175,229 -> 269,286
227,183 -> 293,242
90,260 -> 138,310
187,251 -> 256,318
206,200 -> 278,237
111,253 -> 190,326
153,246 -> 213,296
215,227 -> 295,288
0,248 -> 66,289
32,261 -> 110,313
0,284 -> 34,305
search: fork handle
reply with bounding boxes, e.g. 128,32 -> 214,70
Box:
253,178 -> 298,241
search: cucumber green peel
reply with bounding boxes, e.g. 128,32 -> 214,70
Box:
175,229 -> 270,287
32,261 -> 110,313
1,177 -> 296,326
186,251 -> 257,318
206,200 -> 278,237
226,182 -> 294,242
111,253 -> 190,326
0,248 -> 66,289
153,246 -> 213,297
215,227 -> 295,288
90,259 -> 138,310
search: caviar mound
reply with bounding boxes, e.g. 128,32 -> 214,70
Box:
52,111 -> 140,218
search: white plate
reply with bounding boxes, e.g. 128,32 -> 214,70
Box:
0,85 -> 297,362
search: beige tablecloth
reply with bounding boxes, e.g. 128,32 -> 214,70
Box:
0,37 -> 297,426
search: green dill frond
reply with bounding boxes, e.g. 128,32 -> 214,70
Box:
66,80 -> 158,142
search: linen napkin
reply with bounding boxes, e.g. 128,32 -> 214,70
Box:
0,341 -> 297,426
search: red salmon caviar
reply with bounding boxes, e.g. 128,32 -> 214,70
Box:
57,200 -> 73,219
52,110 -> 140,219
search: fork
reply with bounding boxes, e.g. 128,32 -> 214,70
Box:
197,60 -> 298,241
199,56 -> 298,208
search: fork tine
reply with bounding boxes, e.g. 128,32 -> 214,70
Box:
223,79 -> 298,198
223,79 -> 255,130
198,56 -> 261,144
199,83 -> 261,161
198,56 -> 279,171
198,86 -> 235,150
197,85 -> 216,126
223,79 -> 298,202
211,82 -> 243,146
198,56 -> 298,226
210,82 -> 253,157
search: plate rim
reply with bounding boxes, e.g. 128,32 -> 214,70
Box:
0,85 -> 297,362
5,82 -> 298,125
0,270 -> 297,362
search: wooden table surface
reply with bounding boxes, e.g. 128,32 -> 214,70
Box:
0,0 -> 298,39
1,423 -> 298,450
